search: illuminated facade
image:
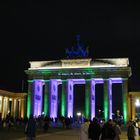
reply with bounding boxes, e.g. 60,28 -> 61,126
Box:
0,89 -> 27,119
129,92 -> 140,120
25,58 -> 131,123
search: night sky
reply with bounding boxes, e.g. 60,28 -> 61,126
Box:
0,1 -> 140,92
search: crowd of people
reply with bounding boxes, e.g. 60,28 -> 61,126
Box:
80,118 -> 121,140
1,112 -> 140,140
80,117 -> 140,140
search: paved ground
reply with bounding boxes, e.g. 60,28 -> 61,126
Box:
16,126 -> 140,140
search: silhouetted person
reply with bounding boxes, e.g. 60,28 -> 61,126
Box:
88,118 -> 101,140
101,119 -> 116,140
25,114 -> 36,140
80,119 -> 90,140
112,120 -> 121,140
137,119 -> 140,136
127,120 -> 136,140
43,115 -> 50,131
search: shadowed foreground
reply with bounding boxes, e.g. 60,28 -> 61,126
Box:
1,125 -> 140,140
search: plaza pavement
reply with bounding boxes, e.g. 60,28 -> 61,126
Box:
16,125 -> 140,140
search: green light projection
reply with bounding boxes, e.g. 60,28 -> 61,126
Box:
122,80 -> 128,124
123,101 -> 127,124
61,80 -> 66,117
27,93 -> 31,118
104,95 -> 108,121
27,81 -> 32,118
39,70 -> 52,74
85,80 -> 90,119
104,81 -> 108,121
44,81 -> 49,116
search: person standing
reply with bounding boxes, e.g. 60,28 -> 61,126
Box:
137,119 -> 140,136
88,118 -> 101,140
127,120 -> 136,140
25,114 -> 36,140
101,119 -> 116,140
112,120 -> 121,140
80,119 -> 90,140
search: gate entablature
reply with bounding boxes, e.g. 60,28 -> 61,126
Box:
25,58 -> 131,79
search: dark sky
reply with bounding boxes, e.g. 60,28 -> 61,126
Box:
0,1 -> 140,92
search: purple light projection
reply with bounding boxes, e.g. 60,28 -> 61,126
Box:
91,78 -> 104,120
73,79 -> 86,84
108,78 -> 122,119
67,79 -> 74,118
67,79 -> 86,118
91,80 -> 95,120
33,78 -> 122,120
33,80 -> 45,117
50,79 -> 62,119
109,79 -> 112,119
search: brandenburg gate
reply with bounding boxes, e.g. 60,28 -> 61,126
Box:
25,58 -> 132,123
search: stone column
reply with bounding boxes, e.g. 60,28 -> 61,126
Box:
122,79 -> 129,124
21,98 -> 25,118
27,80 -> 33,118
18,99 -> 21,118
127,95 -> 131,121
2,97 -> 6,119
14,99 -> 18,118
131,96 -> 135,120
33,80 -> 45,117
7,98 -> 9,114
85,79 -> 90,119
11,98 -> 15,117
67,79 -> 74,118
3,97 -> 9,118
108,79 -> 113,120
104,80 -> 109,121
44,80 -> 49,116
0,97 -> 1,113
1,97 -> 4,119
0,98 -> 1,113
0,97 -> 2,113
91,80 -> 96,120
50,80 -> 58,119
61,80 -> 66,117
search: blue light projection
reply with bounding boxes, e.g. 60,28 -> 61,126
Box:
65,34 -> 89,58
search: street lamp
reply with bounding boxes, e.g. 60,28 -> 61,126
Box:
77,112 -> 81,116
77,112 -> 81,124
135,99 -> 140,107
135,99 -> 140,119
